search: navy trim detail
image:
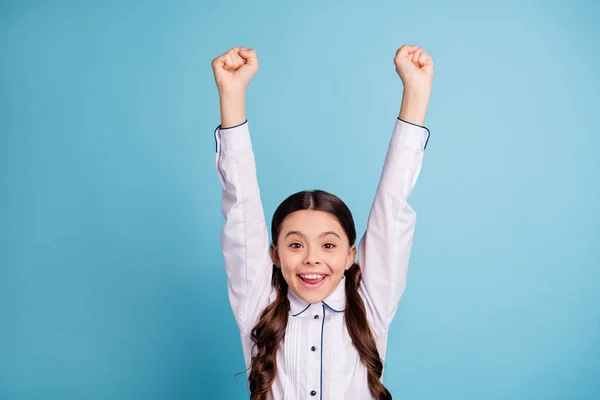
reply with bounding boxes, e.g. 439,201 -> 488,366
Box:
292,303 -> 311,317
320,304 -> 325,400
218,119 -> 248,130
213,126 -> 219,152
322,301 -> 344,313
397,117 -> 431,150
214,119 -> 249,153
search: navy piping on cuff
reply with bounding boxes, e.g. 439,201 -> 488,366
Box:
213,119 -> 249,152
218,119 -> 248,130
213,126 -> 218,152
397,117 -> 431,150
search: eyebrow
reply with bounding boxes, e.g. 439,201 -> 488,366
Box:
284,230 -> 341,239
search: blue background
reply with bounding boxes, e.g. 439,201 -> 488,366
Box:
1,0 -> 599,399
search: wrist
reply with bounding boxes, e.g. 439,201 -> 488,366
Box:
402,81 -> 431,100
398,85 -> 430,126
219,90 -> 246,129
219,88 -> 246,100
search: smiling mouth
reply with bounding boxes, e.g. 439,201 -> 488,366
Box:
297,273 -> 328,288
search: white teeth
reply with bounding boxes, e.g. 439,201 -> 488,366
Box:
300,274 -> 326,280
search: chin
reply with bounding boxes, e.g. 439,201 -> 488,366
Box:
293,275 -> 334,304
297,291 -> 328,304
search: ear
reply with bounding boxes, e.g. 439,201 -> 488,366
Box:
345,244 -> 357,270
270,243 -> 281,268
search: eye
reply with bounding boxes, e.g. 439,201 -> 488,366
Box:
323,242 -> 336,249
289,242 -> 302,249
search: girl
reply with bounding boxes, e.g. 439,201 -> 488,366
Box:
211,44 -> 433,400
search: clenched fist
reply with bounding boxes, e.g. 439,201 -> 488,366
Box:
394,45 -> 434,91
211,46 -> 259,95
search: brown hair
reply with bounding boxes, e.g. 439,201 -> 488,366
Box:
248,190 -> 392,399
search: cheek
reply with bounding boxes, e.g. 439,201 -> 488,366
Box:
279,252 -> 302,276
325,253 -> 349,274
280,250 -> 302,266
333,261 -> 348,274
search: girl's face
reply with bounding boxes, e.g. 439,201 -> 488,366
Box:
270,209 -> 356,304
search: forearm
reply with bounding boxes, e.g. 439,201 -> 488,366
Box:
219,90 -> 247,128
398,84 -> 430,127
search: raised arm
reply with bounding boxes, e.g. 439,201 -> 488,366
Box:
358,45 -> 434,333
212,47 -> 273,335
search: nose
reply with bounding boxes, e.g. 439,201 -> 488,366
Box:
304,252 -> 321,266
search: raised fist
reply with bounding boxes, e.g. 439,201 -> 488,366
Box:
211,46 -> 259,94
394,45 -> 434,90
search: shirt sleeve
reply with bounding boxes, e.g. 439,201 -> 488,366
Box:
357,117 -> 430,334
214,119 -> 274,335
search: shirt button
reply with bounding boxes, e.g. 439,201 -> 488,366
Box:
314,314 -> 319,319
310,390 -> 317,396
311,346 -> 317,351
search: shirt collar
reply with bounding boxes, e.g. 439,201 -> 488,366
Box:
288,275 -> 347,317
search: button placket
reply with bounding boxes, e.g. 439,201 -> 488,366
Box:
318,304 -> 326,400
306,305 -> 321,399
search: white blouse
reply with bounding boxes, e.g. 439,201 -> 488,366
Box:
214,117 -> 429,400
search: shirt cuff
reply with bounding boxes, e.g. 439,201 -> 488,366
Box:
394,117 -> 431,150
218,119 -> 248,131
213,119 -> 251,153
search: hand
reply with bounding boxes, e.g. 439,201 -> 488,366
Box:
211,46 -> 259,95
394,45 -> 434,92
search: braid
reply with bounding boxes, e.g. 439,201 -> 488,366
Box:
345,263 -> 392,399
248,265 -> 290,400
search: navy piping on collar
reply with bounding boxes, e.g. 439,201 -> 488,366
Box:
213,119 -> 249,152
397,117 -> 431,150
291,301 -> 344,317
291,303 -> 311,317
322,301 -> 344,313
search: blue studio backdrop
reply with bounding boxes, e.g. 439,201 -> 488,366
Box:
1,1 -> 599,399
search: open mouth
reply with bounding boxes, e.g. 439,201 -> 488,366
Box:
298,273 -> 328,289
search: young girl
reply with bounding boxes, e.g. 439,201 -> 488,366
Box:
211,44 -> 433,400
